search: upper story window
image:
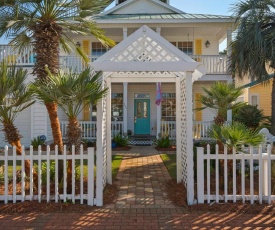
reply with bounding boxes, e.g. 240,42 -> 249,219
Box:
171,42 -> 193,55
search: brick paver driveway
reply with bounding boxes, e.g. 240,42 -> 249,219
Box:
0,146 -> 274,229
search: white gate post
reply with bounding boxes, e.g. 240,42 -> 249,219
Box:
87,147 -> 95,206
176,77 -> 182,183
186,72 -> 194,205
96,88 -> 104,206
106,77 -> 112,184
197,147 -> 204,204
123,82 -> 128,135
156,82 -> 162,139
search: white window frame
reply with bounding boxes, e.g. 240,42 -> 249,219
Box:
250,94 -> 259,107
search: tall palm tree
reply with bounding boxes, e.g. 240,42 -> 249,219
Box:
31,67 -> 108,189
196,82 -> 245,125
0,0 -> 115,154
230,0 -> 275,133
0,61 -> 37,182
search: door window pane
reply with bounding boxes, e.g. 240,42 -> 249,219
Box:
143,102 -> 148,118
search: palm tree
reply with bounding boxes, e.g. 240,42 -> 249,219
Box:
31,67 -> 108,189
230,0 -> 275,133
0,61 -> 37,182
196,82 -> 245,125
0,0 -> 115,154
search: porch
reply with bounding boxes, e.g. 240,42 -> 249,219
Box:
60,120 -> 214,141
0,45 -> 228,75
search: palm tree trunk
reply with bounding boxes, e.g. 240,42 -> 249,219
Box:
3,122 -> 38,186
45,102 -> 64,180
66,117 -> 82,192
271,77 -> 275,135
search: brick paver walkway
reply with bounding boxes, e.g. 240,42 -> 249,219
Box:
0,146 -> 275,229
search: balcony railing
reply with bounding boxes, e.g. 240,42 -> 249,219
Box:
60,120 -> 215,141
0,45 -> 228,74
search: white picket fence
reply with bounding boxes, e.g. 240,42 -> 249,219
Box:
0,145 -> 97,205
197,145 -> 275,204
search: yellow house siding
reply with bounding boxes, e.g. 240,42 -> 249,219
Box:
195,39 -> 202,55
195,93 -> 202,121
249,81 -> 272,116
82,40 -> 90,55
83,103 -> 90,121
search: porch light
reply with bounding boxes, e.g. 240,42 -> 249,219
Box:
76,41 -> 81,47
205,40 -> 210,48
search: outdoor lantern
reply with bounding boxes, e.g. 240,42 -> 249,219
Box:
205,40 -> 210,48
76,41 -> 81,47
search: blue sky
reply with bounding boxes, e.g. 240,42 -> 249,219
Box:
0,0 -> 237,44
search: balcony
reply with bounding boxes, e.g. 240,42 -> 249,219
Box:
0,45 -> 228,74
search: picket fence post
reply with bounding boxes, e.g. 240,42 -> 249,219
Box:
4,146 -> 8,204
196,147 -> 204,204
87,147 -> 94,206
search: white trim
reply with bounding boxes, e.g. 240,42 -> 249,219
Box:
102,0 -> 184,16
176,76 -> 182,183
106,77 -> 112,184
197,74 -> 232,82
123,27 -> 128,39
156,83 -> 161,139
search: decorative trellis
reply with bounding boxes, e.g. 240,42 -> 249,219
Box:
102,79 -> 108,188
179,77 -> 188,187
110,35 -> 180,62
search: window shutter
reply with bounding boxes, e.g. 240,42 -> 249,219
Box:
195,39 -> 202,55
83,103 -> 90,121
195,93 -> 202,121
82,40 -> 90,55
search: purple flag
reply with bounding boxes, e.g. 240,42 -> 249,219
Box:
155,82 -> 163,106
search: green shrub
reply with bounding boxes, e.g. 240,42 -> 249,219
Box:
156,136 -> 171,148
113,134 -> 128,147
31,136 -> 45,148
234,105 -> 264,129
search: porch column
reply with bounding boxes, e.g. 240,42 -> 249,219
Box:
123,28 -> 128,40
156,82 -> 162,139
176,76 -> 182,183
123,82 -> 128,135
156,27 -> 161,35
106,77 -> 112,184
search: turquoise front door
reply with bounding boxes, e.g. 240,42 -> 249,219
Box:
134,99 -> 150,135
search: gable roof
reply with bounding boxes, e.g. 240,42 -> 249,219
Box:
92,25 -> 207,80
102,0 -> 183,15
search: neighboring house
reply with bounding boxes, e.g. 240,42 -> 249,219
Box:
241,75 -> 273,117
0,0 -> 234,147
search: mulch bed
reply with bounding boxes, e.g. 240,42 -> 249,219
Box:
155,146 -> 176,151
112,146 -> 132,151
166,179 -> 275,215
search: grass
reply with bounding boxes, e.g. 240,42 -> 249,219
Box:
111,155 -> 123,178
160,154 -> 176,179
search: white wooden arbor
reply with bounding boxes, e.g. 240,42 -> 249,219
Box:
92,25 -> 207,205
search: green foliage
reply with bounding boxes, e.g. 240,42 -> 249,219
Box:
113,134 -> 128,147
156,136 -> 171,148
209,122 -> 264,151
31,136 -> 45,148
234,105 -> 264,129
112,155 -> 123,178
195,82 -> 245,124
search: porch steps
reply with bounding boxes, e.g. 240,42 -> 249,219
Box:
128,135 -> 155,146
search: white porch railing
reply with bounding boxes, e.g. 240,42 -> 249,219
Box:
160,121 -> 176,138
60,121 -> 123,139
0,45 -> 228,74
193,121 -> 214,140
0,145 -> 96,205
197,145 -> 275,204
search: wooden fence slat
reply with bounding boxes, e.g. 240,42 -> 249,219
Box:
267,145 -> 272,204
21,146 -> 25,202
207,144 -> 210,204
46,145 -> 50,203
249,146 -> 254,204
241,149 -> 245,203
30,146 -> 34,201
80,145 -> 84,205
13,146 -> 17,203
224,145 -> 228,203
38,145 -> 42,203
55,145 -> 59,203
233,148 -> 236,203
63,145 -> 67,203
72,145 -> 75,204
4,146 -> 8,204
215,144 -> 219,203
197,147 -> 204,204
87,147 -> 94,206
259,145 -> 263,204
